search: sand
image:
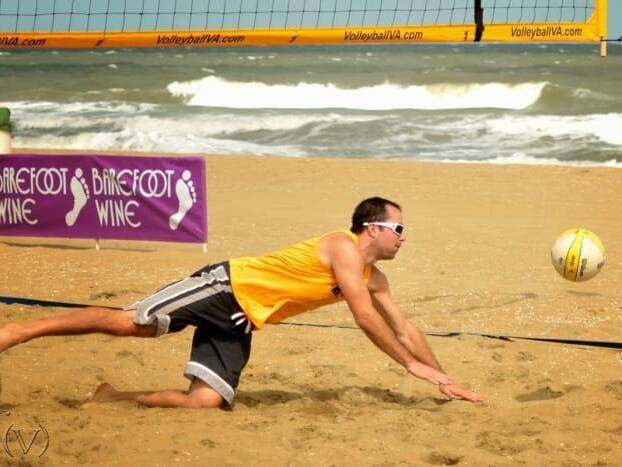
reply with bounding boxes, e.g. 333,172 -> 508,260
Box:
1,153 -> 621,466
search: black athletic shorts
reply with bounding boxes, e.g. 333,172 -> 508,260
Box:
130,262 -> 252,406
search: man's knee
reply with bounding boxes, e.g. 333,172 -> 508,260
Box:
108,310 -> 156,338
186,379 -> 225,408
131,322 -> 157,338
186,393 -> 223,409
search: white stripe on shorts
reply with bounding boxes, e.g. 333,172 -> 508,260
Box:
131,276 -> 232,336
184,361 -> 235,405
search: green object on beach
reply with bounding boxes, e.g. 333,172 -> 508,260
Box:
0,107 -> 11,133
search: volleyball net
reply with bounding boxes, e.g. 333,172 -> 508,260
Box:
0,1 -> 607,49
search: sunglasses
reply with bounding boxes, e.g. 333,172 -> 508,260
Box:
362,221 -> 404,236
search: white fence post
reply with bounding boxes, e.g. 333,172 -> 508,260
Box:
0,108 -> 11,154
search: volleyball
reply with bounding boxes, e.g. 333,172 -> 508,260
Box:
550,228 -> 605,282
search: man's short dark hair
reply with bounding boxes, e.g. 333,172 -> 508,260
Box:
350,197 -> 402,234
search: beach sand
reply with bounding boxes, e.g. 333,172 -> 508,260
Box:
1,153 -> 621,465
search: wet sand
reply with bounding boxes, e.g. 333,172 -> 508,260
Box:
1,153 -> 621,465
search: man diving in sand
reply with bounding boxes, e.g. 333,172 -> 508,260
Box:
0,197 -> 482,408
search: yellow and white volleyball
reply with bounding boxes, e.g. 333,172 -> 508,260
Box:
550,228 -> 606,282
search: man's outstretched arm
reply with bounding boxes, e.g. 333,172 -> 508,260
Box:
329,237 -> 452,386
368,267 -> 482,402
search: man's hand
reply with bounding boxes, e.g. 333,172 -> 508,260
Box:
438,383 -> 483,402
407,361 -> 453,386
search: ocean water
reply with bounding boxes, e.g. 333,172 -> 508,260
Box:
1,43 -> 621,166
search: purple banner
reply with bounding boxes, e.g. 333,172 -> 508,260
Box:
0,154 -> 207,243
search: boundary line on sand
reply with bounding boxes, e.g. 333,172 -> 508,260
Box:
1,295 -> 620,350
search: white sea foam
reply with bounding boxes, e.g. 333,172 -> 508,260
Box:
437,153 -> 622,168
571,87 -> 613,101
486,113 -> 622,146
14,130 -> 304,157
9,100 -> 155,114
167,76 -> 547,110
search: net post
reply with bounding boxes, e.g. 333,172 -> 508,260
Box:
0,107 -> 12,154
474,0 -> 484,42
600,39 -> 607,57
597,0 -> 608,57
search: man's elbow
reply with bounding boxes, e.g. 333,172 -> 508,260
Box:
352,309 -> 376,330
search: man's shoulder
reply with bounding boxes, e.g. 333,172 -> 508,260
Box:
318,230 -> 361,269
320,229 -> 358,244
320,230 -> 359,253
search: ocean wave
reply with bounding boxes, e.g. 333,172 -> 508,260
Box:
8,103 -> 314,155
167,76 -> 547,111
7,100 -> 380,135
7,100 -> 156,130
175,112 -> 382,135
16,128 -> 620,168
7,99 -> 620,167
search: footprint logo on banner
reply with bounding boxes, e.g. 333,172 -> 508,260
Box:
65,168 -> 90,226
169,170 -> 197,231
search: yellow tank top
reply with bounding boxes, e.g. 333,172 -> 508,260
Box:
229,230 -> 372,329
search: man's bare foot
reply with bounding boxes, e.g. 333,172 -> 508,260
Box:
81,382 -> 119,408
92,382 -> 119,402
0,324 -> 23,353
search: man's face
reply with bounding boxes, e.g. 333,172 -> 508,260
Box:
375,205 -> 405,260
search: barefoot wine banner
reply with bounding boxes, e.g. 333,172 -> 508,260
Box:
0,154 -> 207,243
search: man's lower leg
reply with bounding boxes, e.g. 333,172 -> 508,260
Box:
0,307 -> 155,352
87,381 -> 223,409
